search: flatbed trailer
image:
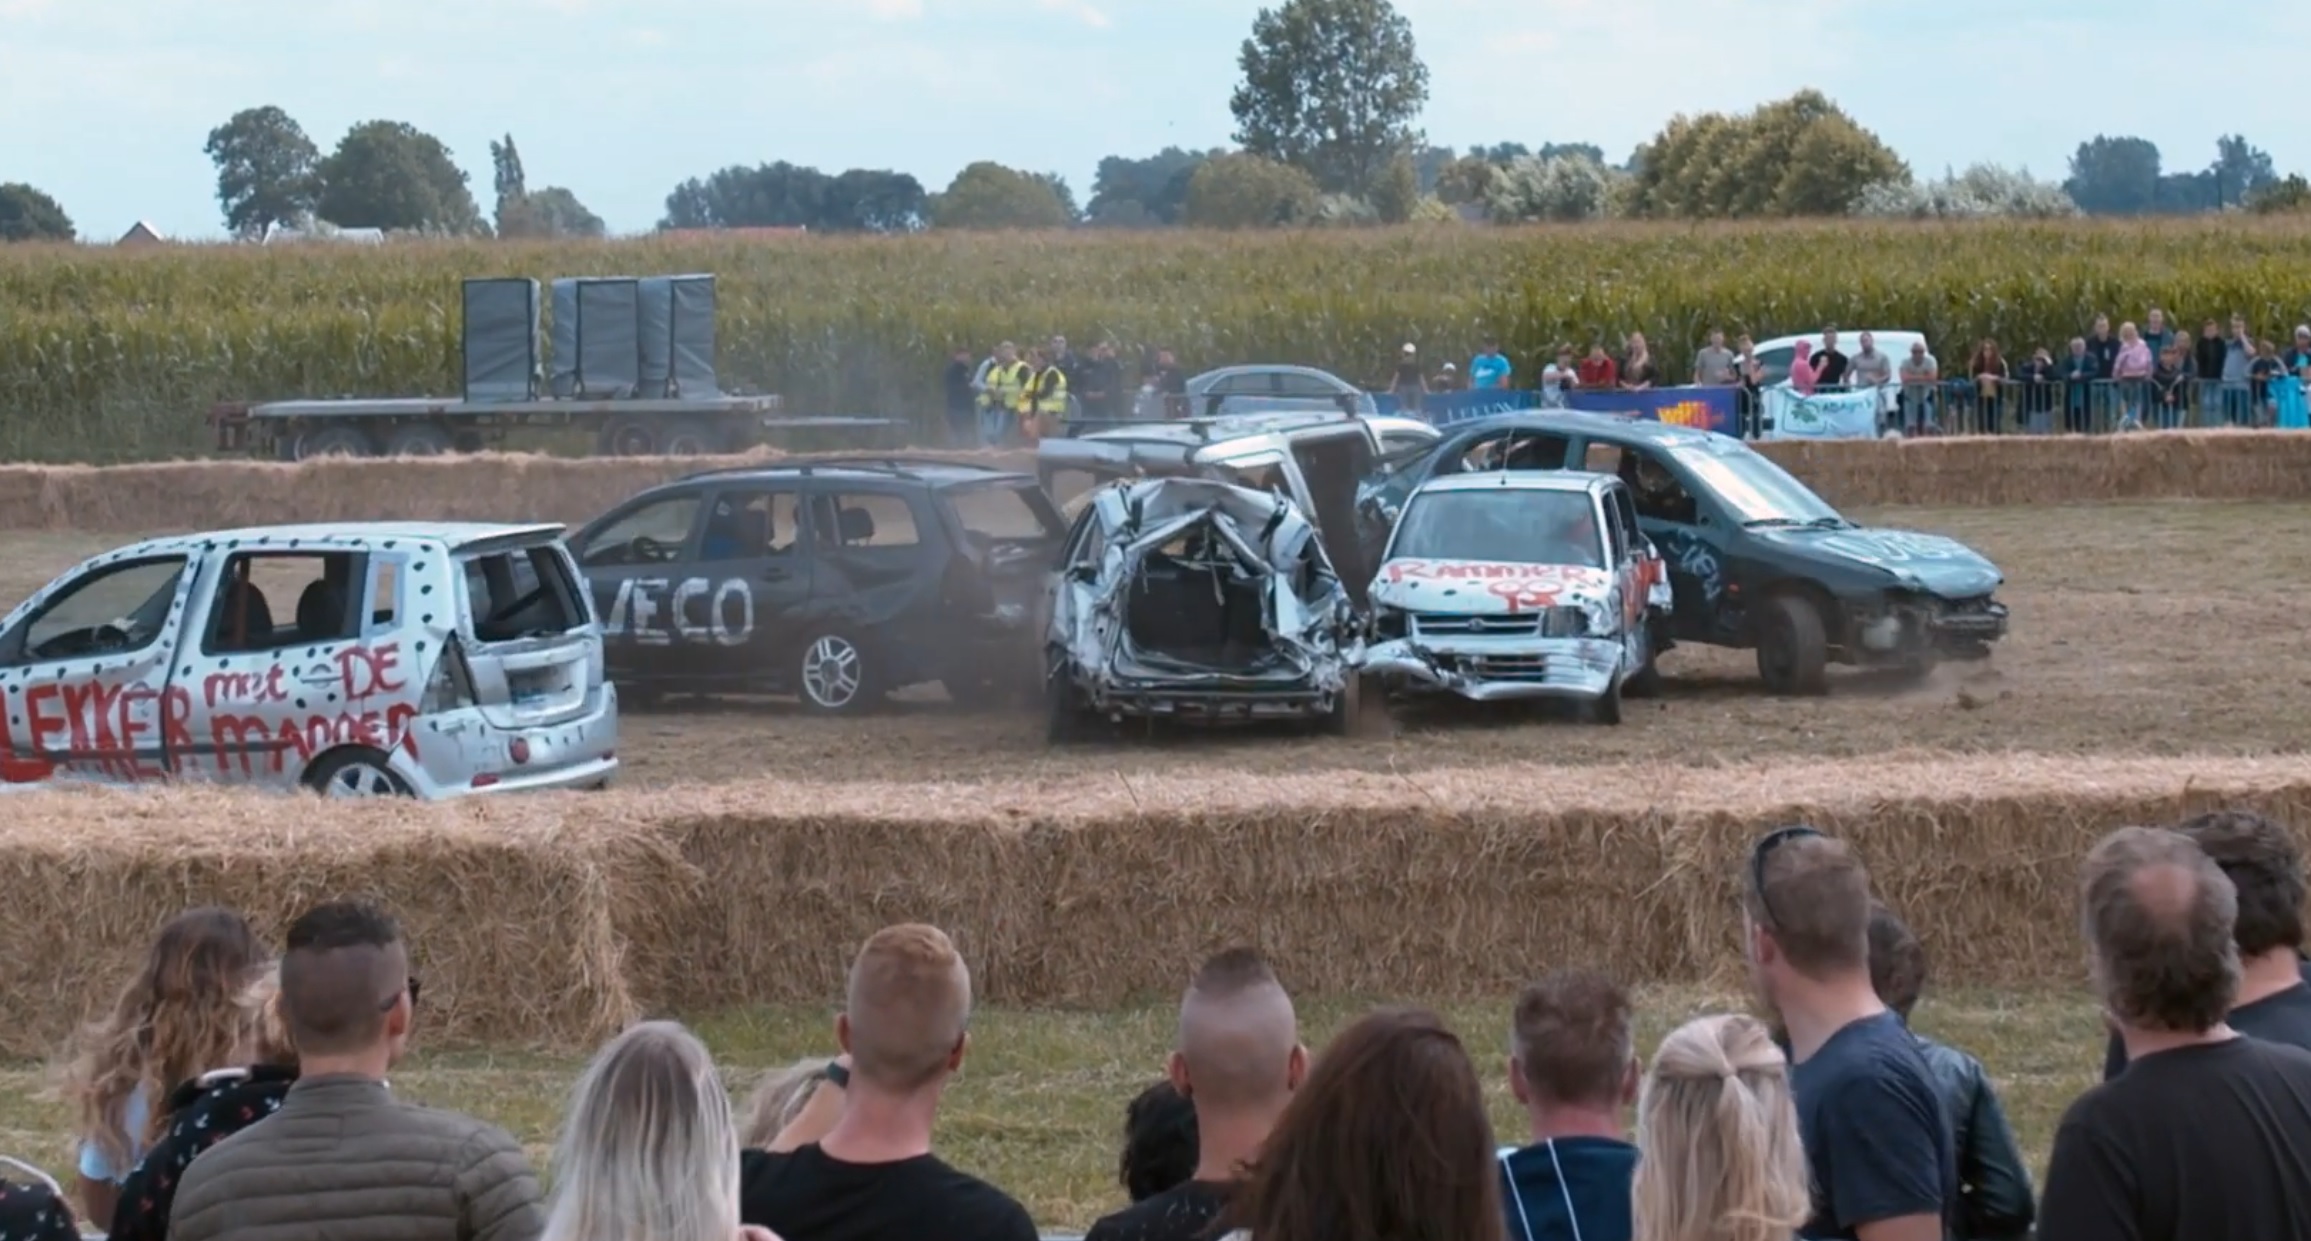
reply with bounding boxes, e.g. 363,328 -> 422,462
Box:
209,393 -> 896,459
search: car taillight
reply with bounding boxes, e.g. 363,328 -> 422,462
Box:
421,638 -> 477,712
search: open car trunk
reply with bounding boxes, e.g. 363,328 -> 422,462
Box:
1064,479 -> 1352,708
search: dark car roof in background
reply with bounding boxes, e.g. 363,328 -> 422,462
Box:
671,457 -> 1037,489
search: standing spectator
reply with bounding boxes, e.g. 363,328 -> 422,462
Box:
110,968 -> 300,1241
942,349 -> 979,448
2286,325 -> 2311,381
1048,335 -> 1081,394
740,924 -> 1037,1241
1897,341 -> 1938,435
1214,1008 -> 1504,1241
1788,340 -> 1819,397
2060,337 -> 2099,434
1390,344 -> 1428,413
2222,314 -> 2256,425
2104,810 -> 2311,1079
1965,339 -> 2010,435
1077,341 -> 1124,427
1113,1081 -> 1197,1206
168,901 -> 545,1241
1087,949 -> 1304,1241
1849,331 -> 1894,398
1814,329 -> 1850,388
539,1021 -> 767,1241
1692,330 -> 1738,387
976,342 -> 1032,448
1470,339 -> 1512,391
2016,346 -> 2059,435
1434,362 -> 1462,392
1500,970 -> 1639,1241
2142,307 -> 2174,360
1619,334 -> 1657,392
1155,349 -> 1188,418
2153,343 -> 2191,431
1538,346 -> 1576,409
2251,339 -> 2284,426
2039,827 -> 2311,1241
1629,1014 -> 1809,1241
1866,904 -> 2036,1241
1736,336 -> 1766,436
1023,347 -> 1068,444
2086,314 -> 2119,378
1742,826 -> 1955,1241
2113,324 -> 2154,431
63,908 -> 268,1228
2194,318 -> 2228,424
1576,343 -> 1618,391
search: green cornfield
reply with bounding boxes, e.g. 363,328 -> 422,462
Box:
4,218 -> 2311,462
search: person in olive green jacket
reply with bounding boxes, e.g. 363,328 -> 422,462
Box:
169,902 -> 544,1241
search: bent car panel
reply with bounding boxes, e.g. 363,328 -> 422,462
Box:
1365,634 -> 1623,702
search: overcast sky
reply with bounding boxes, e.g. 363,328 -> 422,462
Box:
3,0 -> 2299,239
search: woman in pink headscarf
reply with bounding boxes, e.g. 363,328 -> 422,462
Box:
1789,339 -> 1819,395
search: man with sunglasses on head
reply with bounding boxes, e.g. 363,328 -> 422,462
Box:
1743,827 -> 1954,1241
742,923 -> 1037,1241
170,901 -> 543,1241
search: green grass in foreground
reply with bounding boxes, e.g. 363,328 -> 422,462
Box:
0,985 -> 2100,1231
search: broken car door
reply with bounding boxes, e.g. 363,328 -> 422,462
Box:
0,550 -> 200,787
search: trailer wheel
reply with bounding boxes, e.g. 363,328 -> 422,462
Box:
293,425 -> 379,459
383,422 -> 455,456
659,418 -> 724,456
598,416 -> 660,457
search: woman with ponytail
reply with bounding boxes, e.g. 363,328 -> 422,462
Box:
1630,1014 -> 1810,1241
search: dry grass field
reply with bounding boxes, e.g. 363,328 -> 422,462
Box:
0,498 -> 2288,1229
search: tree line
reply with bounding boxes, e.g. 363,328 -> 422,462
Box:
2,0 -> 2307,243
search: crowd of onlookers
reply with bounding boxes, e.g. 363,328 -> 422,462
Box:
942,338 -> 1189,448
13,808 -> 2311,1241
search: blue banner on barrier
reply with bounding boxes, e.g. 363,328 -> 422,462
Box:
1373,387 -> 1741,436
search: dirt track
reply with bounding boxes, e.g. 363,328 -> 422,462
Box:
4,501 -> 2301,786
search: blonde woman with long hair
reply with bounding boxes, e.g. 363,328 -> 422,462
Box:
541,1021 -> 778,1241
1632,1014 -> 1810,1241
60,907 -> 267,1225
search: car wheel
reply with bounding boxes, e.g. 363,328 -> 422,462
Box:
659,417 -> 724,456
305,747 -> 414,798
1756,593 -> 1830,696
1318,674 -> 1359,737
294,424 -> 379,459
1623,641 -> 1664,699
796,630 -> 879,715
383,422 -> 456,456
1583,676 -> 1624,725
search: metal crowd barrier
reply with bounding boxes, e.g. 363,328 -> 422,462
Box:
1740,376 -> 2307,439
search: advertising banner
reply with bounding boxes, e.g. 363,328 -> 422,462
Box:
1374,386 -> 1741,436
1761,387 -> 1881,440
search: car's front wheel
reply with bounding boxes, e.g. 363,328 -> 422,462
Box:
305,747 -> 414,798
795,629 -> 881,715
1757,593 -> 1831,696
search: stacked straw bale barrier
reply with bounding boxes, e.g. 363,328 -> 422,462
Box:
3,430 -> 2311,534
8,755 -> 2311,1057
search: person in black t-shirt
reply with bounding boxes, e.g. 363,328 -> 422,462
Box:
1085,949 -> 1306,1241
1742,826 -> 1954,1241
1114,1080 -> 1197,1204
2103,810 -> 2311,1079
1813,328 -> 1851,388
740,924 -> 1036,1241
2041,827 -> 2311,1241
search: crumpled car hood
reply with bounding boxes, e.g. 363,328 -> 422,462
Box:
1751,527 -> 2004,598
1369,558 -> 1613,614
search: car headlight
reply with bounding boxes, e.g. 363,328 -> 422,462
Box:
1372,607 -> 1407,641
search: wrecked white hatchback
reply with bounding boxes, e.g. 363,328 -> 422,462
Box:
1363,471 -> 1672,723
1043,477 -> 1358,740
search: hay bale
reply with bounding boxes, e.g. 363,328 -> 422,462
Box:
8,755 -> 2311,1048
0,788 -> 675,1058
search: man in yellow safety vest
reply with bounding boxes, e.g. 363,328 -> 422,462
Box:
1023,346 -> 1070,443
974,341 -> 1032,446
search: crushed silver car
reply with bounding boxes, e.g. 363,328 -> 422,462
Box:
1362,471 -> 1672,723
1043,477 -> 1358,740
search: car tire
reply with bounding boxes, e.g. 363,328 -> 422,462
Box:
1318,674 -> 1360,737
1583,676 -> 1624,725
795,629 -> 881,715
305,747 -> 414,798
1623,639 -> 1664,698
1044,655 -> 1092,744
1757,593 -> 1830,696
293,424 -> 379,459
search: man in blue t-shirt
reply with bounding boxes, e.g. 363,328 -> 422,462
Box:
1743,826 -> 1955,1241
1497,969 -> 1639,1241
1470,339 -> 1513,391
